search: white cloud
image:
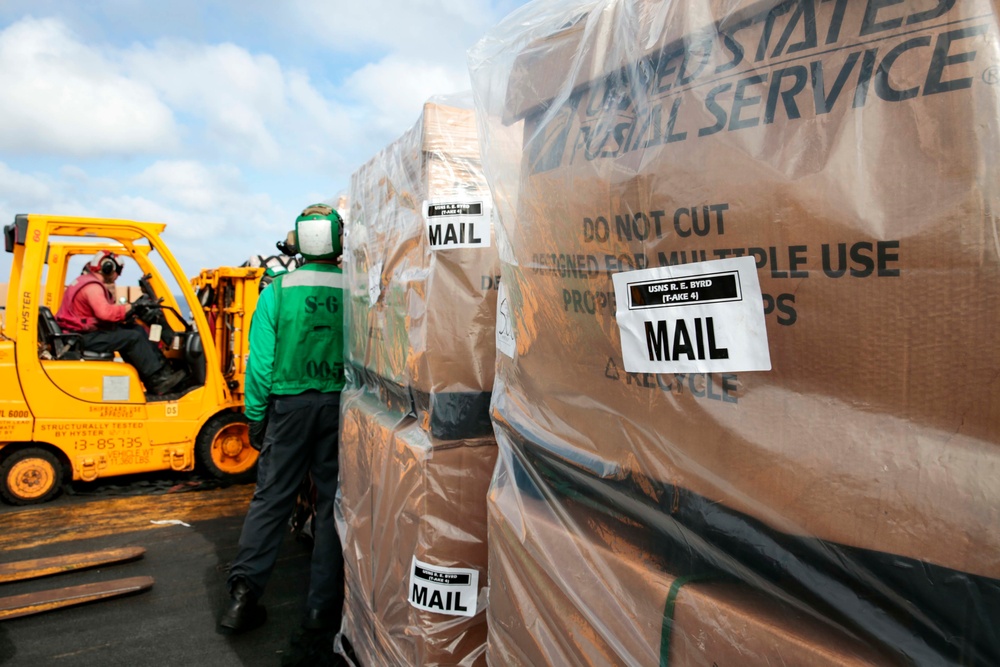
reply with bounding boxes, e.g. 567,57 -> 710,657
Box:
133,160 -> 243,213
345,55 -> 470,137
0,8 -> 500,172
0,162 -> 96,223
282,70 -> 359,160
292,0 -> 501,61
123,39 -> 361,169
125,41 -> 286,165
0,17 -> 179,157
0,162 -> 52,203
0,158 -> 292,277
127,160 -> 286,242
0,16 -> 358,169
93,186 -> 288,271
98,195 -> 227,238
0,1 -> 533,279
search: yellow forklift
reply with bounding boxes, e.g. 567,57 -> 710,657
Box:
0,213 -> 262,504
189,265 -> 264,398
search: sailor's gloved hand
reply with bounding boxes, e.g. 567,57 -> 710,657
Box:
248,420 -> 267,451
129,294 -> 158,322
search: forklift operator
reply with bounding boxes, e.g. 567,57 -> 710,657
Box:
54,250 -> 187,396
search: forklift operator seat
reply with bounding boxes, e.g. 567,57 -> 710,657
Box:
37,306 -> 115,361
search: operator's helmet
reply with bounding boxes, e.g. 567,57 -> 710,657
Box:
87,250 -> 125,276
294,204 -> 342,260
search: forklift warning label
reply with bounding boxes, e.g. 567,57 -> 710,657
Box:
102,376 -> 130,402
612,256 -> 771,374
424,198 -> 492,250
89,405 -> 142,418
408,557 -> 479,618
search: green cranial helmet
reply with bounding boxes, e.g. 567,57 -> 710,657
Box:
294,203 -> 342,260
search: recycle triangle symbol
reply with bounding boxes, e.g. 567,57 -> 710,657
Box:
605,357 -> 620,381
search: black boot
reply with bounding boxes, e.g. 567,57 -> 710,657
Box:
302,607 -> 339,631
148,367 -> 187,395
279,629 -> 342,667
280,609 -> 343,667
217,579 -> 267,635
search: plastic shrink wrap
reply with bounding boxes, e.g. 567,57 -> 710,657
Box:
336,97 -> 500,666
469,0 -> 1000,665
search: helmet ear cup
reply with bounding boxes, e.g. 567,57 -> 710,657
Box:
94,252 -> 123,276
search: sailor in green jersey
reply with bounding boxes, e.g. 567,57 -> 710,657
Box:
219,204 -> 346,667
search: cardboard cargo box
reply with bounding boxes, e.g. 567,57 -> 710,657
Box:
470,0 -> 1000,583
337,388 -> 390,610
115,286 -> 142,303
345,100 -> 501,401
340,586 -> 385,667
486,464 -> 897,667
337,387 -> 497,666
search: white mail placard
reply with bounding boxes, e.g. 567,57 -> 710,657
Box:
612,256 -> 771,374
408,556 -> 480,618
424,198 -> 492,250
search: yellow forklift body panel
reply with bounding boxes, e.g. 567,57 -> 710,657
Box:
0,341 -> 34,443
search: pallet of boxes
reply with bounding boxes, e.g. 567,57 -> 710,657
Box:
336,96 -> 500,666
469,0 -> 1000,665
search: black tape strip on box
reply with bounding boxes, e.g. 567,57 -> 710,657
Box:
496,417 -> 1000,667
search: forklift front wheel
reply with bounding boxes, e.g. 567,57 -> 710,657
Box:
196,412 -> 258,482
0,447 -> 63,505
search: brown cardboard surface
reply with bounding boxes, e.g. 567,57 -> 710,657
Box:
337,389 -> 387,610
486,476 -> 897,667
345,101 -> 500,397
423,103 -> 482,159
341,587 -> 381,667
338,388 -> 497,666
477,0 -> 1000,578
115,286 -> 142,303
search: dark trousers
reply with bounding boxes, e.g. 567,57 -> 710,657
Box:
81,325 -> 165,381
228,391 -> 344,616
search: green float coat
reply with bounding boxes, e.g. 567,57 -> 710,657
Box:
244,263 -> 345,421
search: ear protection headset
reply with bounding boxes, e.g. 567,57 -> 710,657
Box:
90,251 -> 124,276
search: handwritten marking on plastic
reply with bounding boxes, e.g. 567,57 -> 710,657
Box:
496,282 -> 515,359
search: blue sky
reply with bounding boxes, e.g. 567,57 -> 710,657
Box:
0,0 -> 532,280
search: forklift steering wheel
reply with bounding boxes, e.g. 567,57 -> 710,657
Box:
126,295 -> 161,326
137,274 -> 190,331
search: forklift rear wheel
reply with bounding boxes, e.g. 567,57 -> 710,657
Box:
196,412 -> 258,482
0,448 -> 63,505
